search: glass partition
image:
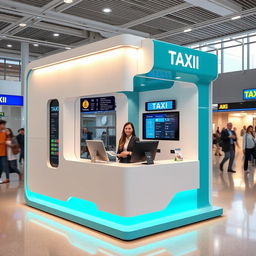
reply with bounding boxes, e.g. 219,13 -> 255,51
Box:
80,112 -> 116,159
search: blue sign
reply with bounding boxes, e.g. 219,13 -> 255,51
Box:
243,89 -> 256,100
0,94 -> 23,106
145,100 -> 175,111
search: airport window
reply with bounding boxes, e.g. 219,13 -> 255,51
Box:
223,45 -> 242,73
188,30 -> 256,74
249,42 -> 256,69
0,57 -> 21,81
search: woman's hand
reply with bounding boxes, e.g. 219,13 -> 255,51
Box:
118,151 -> 131,158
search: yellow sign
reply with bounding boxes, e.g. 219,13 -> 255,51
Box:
82,100 -> 89,109
218,104 -> 228,110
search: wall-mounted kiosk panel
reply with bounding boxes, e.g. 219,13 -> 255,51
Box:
143,112 -> 179,140
25,34 -> 222,240
49,99 -> 59,167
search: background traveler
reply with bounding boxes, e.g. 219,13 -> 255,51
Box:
0,120 -> 10,184
6,128 -> 22,181
220,122 -> 237,173
243,125 -> 256,173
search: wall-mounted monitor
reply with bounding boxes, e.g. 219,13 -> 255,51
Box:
49,99 -> 59,167
143,112 -> 179,140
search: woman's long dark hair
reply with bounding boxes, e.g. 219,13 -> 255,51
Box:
118,122 -> 136,150
246,125 -> 254,137
6,128 -> 14,139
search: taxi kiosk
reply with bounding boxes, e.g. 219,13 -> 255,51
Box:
25,34 -> 222,240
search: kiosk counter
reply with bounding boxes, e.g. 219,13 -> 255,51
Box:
25,34 -> 222,240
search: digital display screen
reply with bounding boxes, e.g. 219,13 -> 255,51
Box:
49,99 -> 59,167
145,100 -> 175,111
81,96 -> 115,113
143,112 -> 179,140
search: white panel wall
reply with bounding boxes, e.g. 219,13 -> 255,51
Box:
139,82 -> 198,160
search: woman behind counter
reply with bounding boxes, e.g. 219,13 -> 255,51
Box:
117,122 -> 139,163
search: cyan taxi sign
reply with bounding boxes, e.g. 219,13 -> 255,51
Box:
0,94 -> 23,106
146,100 -> 175,111
243,89 -> 256,100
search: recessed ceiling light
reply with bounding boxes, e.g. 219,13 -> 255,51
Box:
176,76 -> 181,79
33,43 -> 39,47
53,33 -> 60,37
65,47 -> 71,50
231,15 -> 241,20
102,8 -> 112,13
140,84 -> 146,87
184,28 -> 192,33
19,23 -> 27,27
64,0 -> 73,3
6,44 -> 12,48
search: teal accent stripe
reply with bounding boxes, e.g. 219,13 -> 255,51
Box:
197,84 -> 210,207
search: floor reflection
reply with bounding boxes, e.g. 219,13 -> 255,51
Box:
25,210 -> 200,256
2,149 -> 256,255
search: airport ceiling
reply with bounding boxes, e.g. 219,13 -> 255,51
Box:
0,0 -> 256,57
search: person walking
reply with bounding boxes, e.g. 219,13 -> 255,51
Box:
0,120 -> 10,184
243,125 -> 256,173
215,127 -> 222,156
240,125 -> 246,137
16,128 -> 24,164
220,122 -> 237,173
6,128 -> 22,181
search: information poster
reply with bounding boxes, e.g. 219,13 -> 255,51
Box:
49,99 -> 59,167
81,96 -> 116,113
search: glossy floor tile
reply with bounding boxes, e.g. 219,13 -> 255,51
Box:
1,149 -> 256,256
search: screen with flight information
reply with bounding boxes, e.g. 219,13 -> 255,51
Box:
143,112 -> 179,140
49,99 -> 59,167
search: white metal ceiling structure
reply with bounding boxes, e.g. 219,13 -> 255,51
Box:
0,0 -> 256,57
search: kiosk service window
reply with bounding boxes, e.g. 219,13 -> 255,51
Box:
80,96 -> 116,159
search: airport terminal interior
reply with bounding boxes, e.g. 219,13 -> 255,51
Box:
1,0 -> 256,255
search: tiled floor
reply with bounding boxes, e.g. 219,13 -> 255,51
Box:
1,149 -> 256,256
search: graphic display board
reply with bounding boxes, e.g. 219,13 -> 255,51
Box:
49,99 -> 59,167
143,112 -> 179,140
81,96 -> 115,113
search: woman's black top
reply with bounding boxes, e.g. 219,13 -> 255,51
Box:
117,136 -> 139,163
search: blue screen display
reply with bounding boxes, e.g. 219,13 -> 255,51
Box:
143,112 -> 179,140
145,100 -> 175,111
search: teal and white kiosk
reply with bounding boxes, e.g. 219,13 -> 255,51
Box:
25,34 -> 222,240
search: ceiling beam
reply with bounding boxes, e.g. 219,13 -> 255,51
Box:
54,0 -> 83,13
0,13 -> 88,39
0,0 -> 149,38
121,3 -> 192,28
184,0 -> 242,16
153,7 -> 256,40
0,34 -> 71,49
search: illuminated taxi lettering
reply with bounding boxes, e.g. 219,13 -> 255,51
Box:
219,104 -> 228,110
168,50 -> 199,69
244,89 -> 256,100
